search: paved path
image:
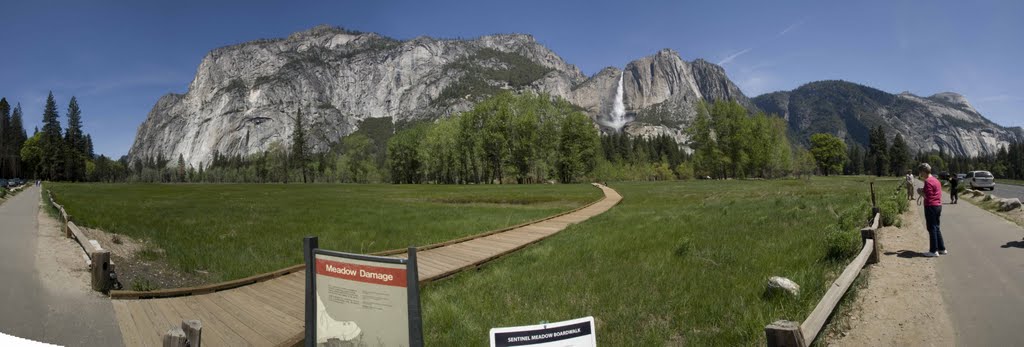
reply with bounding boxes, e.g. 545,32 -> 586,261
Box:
988,181 -> 1024,202
931,188 -> 1024,346
0,185 -> 122,346
113,183 -> 622,346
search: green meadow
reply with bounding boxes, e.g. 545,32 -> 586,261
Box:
421,177 -> 897,345
48,177 -> 900,344
44,183 -> 601,282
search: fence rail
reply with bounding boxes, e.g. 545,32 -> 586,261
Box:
766,212 -> 880,347
47,189 -> 117,292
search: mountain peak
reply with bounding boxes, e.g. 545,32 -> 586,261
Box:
928,92 -> 974,110
287,24 -> 361,40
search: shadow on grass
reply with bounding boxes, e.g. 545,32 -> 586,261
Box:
1000,240 -> 1024,249
884,250 -> 931,258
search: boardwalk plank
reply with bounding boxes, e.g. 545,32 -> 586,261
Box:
114,184 -> 621,347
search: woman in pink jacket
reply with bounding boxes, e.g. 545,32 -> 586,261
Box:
917,163 -> 947,257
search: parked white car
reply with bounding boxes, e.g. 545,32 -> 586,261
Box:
966,170 -> 995,190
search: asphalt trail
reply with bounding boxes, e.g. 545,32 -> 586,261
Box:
0,185 -> 122,346
930,186 -> 1024,346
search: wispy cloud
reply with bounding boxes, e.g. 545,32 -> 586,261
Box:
718,19 -> 805,67
718,48 -> 752,66
777,20 -> 804,37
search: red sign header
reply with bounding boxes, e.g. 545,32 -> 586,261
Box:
315,258 -> 408,288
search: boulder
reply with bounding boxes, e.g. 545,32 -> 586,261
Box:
997,198 -> 1022,212
767,276 -> 800,297
970,190 -> 985,197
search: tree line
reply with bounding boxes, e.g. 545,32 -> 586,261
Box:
75,95 -> 835,184
387,92 -> 599,184
15,90 -> 1024,184
688,101 -> 801,179
1,92 -> 94,181
0,98 -> 29,178
810,124 -> 1024,180
909,142 -> 1024,180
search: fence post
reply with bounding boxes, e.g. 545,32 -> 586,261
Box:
860,227 -> 878,265
765,320 -> 806,347
869,182 -> 880,216
90,250 -> 111,292
182,320 -> 202,347
64,215 -> 74,238
162,326 -> 187,347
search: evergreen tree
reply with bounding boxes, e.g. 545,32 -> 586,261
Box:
868,126 -> 889,176
11,104 -> 27,177
40,92 -> 65,180
888,133 -> 911,176
63,96 -> 86,181
177,154 -> 186,182
84,134 -> 94,158
0,98 -> 9,177
291,109 -> 308,183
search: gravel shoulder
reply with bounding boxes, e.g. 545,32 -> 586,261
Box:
827,198 -> 955,346
33,192 -> 124,346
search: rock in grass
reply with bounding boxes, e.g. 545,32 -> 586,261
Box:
997,198 -> 1022,212
767,276 -> 800,297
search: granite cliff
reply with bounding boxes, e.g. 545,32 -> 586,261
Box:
753,80 -> 1021,157
127,25 -> 751,167
129,25 -> 1019,166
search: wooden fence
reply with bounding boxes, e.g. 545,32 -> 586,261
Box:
47,190 -> 117,292
48,189 -> 205,346
765,212 -> 880,347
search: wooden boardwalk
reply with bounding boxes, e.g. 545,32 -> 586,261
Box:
112,184 -> 621,346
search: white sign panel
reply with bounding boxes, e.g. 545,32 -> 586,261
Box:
489,316 -> 596,347
314,253 -> 409,346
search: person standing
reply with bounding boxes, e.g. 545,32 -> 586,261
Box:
949,174 -> 960,204
916,163 -> 947,257
905,170 -> 916,200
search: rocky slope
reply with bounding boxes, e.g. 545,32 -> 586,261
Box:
129,25 -> 1019,166
753,80 -> 1021,157
127,26 -> 752,167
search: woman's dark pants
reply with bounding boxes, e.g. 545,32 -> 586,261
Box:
924,205 -> 946,253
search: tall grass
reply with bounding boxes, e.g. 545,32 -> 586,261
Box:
45,183 -> 601,282
422,177 -> 892,345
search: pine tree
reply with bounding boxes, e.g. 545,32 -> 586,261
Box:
40,92 -> 64,180
177,154 -> 186,182
11,104 -> 27,177
868,126 -> 889,176
64,96 -> 86,181
0,98 -> 10,177
84,134 -> 94,158
291,109 -> 308,183
889,133 -> 910,176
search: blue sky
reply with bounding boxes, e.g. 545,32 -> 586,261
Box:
1,0 -> 1021,157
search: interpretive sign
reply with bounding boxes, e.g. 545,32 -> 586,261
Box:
303,236 -> 423,347
489,316 -> 596,347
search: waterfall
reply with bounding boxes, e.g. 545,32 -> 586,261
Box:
600,71 -> 628,132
